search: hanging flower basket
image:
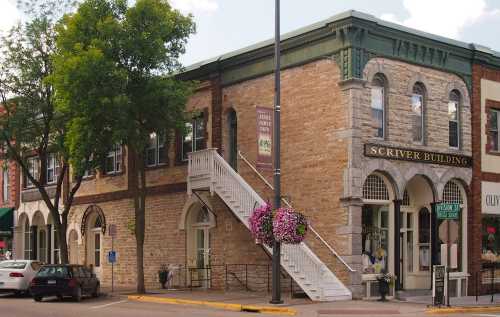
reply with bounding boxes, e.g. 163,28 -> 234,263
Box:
249,203 -> 275,246
273,207 -> 308,244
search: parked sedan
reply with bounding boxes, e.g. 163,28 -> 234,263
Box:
0,260 -> 42,294
30,265 -> 100,302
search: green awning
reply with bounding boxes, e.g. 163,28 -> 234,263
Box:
0,208 -> 14,237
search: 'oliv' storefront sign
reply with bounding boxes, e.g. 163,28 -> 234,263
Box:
482,181 -> 500,214
364,144 -> 472,168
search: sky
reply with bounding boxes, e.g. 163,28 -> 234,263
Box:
1,0 -> 500,66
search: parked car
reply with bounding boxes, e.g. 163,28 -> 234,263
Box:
30,265 -> 100,302
0,260 -> 42,295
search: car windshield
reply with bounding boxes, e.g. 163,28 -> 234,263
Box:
0,261 -> 27,269
36,266 -> 69,278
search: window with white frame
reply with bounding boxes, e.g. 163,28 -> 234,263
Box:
46,153 -> 60,185
24,157 -> 39,188
418,207 -> 431,271
24,221 -> 32,260
488,108 -> 500,152
2,168 -> 8,203
146,131 -> 167,167
371,75 -> 386,138
448,91 -> 460,148
105,144 -> 122,175
363,174 -> 389,201
411,83 -> 425,143
182,116 -> 205,161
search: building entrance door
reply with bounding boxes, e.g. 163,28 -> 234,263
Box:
400,210 -> 414,290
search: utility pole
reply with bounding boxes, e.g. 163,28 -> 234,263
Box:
270,0 -> 283,305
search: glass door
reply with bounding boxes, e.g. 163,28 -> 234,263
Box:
195,228 -> 210,288
400,210 -> 414,289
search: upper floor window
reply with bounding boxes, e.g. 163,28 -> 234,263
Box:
105,144 -> 122,175
24,157 -> 39,189
2,168 -> 8,203
448,91 -> 460,148
371,75 -> 386,139
46,153 -> 60,185
146,131 -> 167,167
411,83 -> 425,144
488,108 -> 500,152
182,115 -> 205,161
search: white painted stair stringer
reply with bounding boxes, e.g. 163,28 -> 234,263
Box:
187,149 -> 352,301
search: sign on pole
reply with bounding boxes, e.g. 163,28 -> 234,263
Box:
436,203 -> 460,220
433,265 -> 446,306
108,251 -> 117,264
256,107 -> 273,170
108,224 -> 117,237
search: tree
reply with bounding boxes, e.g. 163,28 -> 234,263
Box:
52,0 -> 195,293
0,0 -> 93,264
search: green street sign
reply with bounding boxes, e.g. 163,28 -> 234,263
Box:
436,203 -> 460,220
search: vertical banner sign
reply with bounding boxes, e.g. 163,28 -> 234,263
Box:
256,107 -> 273,170
433,265 -> 446,306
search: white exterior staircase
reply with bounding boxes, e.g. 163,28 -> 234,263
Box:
187,149 -> 352,301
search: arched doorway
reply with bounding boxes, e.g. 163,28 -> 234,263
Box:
69,229 -> 79,264
227,109 -> 238,169
19,213 -> 31,260
186,205 -> 214,288
401,175 -> 436,290
82,205 -> 105,279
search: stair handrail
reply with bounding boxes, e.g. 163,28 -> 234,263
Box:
237,150 -> 356,273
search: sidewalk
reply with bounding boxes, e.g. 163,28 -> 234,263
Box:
103,288 -> 500,316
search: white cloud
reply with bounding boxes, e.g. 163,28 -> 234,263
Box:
381,0 -> 491,39
170,0 -> 218,14
0,0 -> 20,34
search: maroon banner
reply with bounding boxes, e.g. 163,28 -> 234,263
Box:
256,107 -> 273,170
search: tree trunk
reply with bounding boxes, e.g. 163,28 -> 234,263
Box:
133,148 -> 146,294
59,221 -> 69,264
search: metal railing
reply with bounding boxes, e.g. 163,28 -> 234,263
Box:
476,262 -> 500,303
237,150 -> 356,273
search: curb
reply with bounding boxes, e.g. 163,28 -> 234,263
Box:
426,305 -> 500,314
127,295 -> 297,315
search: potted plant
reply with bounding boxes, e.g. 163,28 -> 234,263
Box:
273,207 -> 308,244
158,264 -> 170,289
376,270 -> 393,301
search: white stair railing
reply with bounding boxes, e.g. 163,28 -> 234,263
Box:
187,149 -> 352,301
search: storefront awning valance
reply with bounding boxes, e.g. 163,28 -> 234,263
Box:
0,208 -> 14,237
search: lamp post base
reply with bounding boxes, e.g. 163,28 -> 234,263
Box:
270,299 -> 284,305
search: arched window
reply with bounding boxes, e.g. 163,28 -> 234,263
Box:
402,189 -> 410,206
24,220 -> 32,260
371,74 -> 386,138
443,181 -> 463,204
418,207 -> 430,271
363,174 -> 389,201
411,83 -> 426,143
448,90 -> 460,148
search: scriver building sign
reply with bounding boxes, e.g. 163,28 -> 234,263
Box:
364,144 -> 472,168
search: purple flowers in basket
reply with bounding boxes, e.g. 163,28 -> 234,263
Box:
249,203 -> 308,246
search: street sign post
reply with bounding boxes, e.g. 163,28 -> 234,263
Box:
436,203 -> 460,220
108,224 -> 117,292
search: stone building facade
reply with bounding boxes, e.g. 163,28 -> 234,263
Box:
6,10 -> 500,300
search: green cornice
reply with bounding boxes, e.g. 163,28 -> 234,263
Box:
179,10 -> 500,93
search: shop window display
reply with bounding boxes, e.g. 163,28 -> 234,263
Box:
482,216 -> 500,262
362,205 -> 389,274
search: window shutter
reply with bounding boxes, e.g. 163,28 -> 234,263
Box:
202,108 -> 209,149
486,110 -> 492,153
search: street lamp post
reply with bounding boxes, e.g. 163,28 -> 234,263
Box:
270,0 -> 283,305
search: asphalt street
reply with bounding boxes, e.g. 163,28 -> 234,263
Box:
1,292 -> 500,317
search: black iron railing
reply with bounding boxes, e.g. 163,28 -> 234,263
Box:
476,262 -> 500,302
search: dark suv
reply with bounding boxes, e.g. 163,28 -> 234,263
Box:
30,265 -> 100,302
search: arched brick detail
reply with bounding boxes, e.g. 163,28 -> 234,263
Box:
363,59 -> 394,93
361,159 -> 404,199
407,73 -> 431,98
402,165 -> 440,201
178,195 -> 215,230
444,80 -> 470,107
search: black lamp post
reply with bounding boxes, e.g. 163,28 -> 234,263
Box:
270,0 -> 283,305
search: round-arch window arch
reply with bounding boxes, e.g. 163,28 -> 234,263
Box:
371,73 -> 387,139
363,174 -> 390,201
411,82 -> 426,144
442,180 -> 464,205
448,90 -> 461,148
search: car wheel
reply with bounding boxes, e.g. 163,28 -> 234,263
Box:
33,296 -> 43,302
14,290 -> 22,297
92,284 -> 100,298
73,286 -> 82,302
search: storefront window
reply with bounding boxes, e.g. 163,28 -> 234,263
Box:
418,207 -> 430,271
482,216 -> 500,262
362,205 -> 389,274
